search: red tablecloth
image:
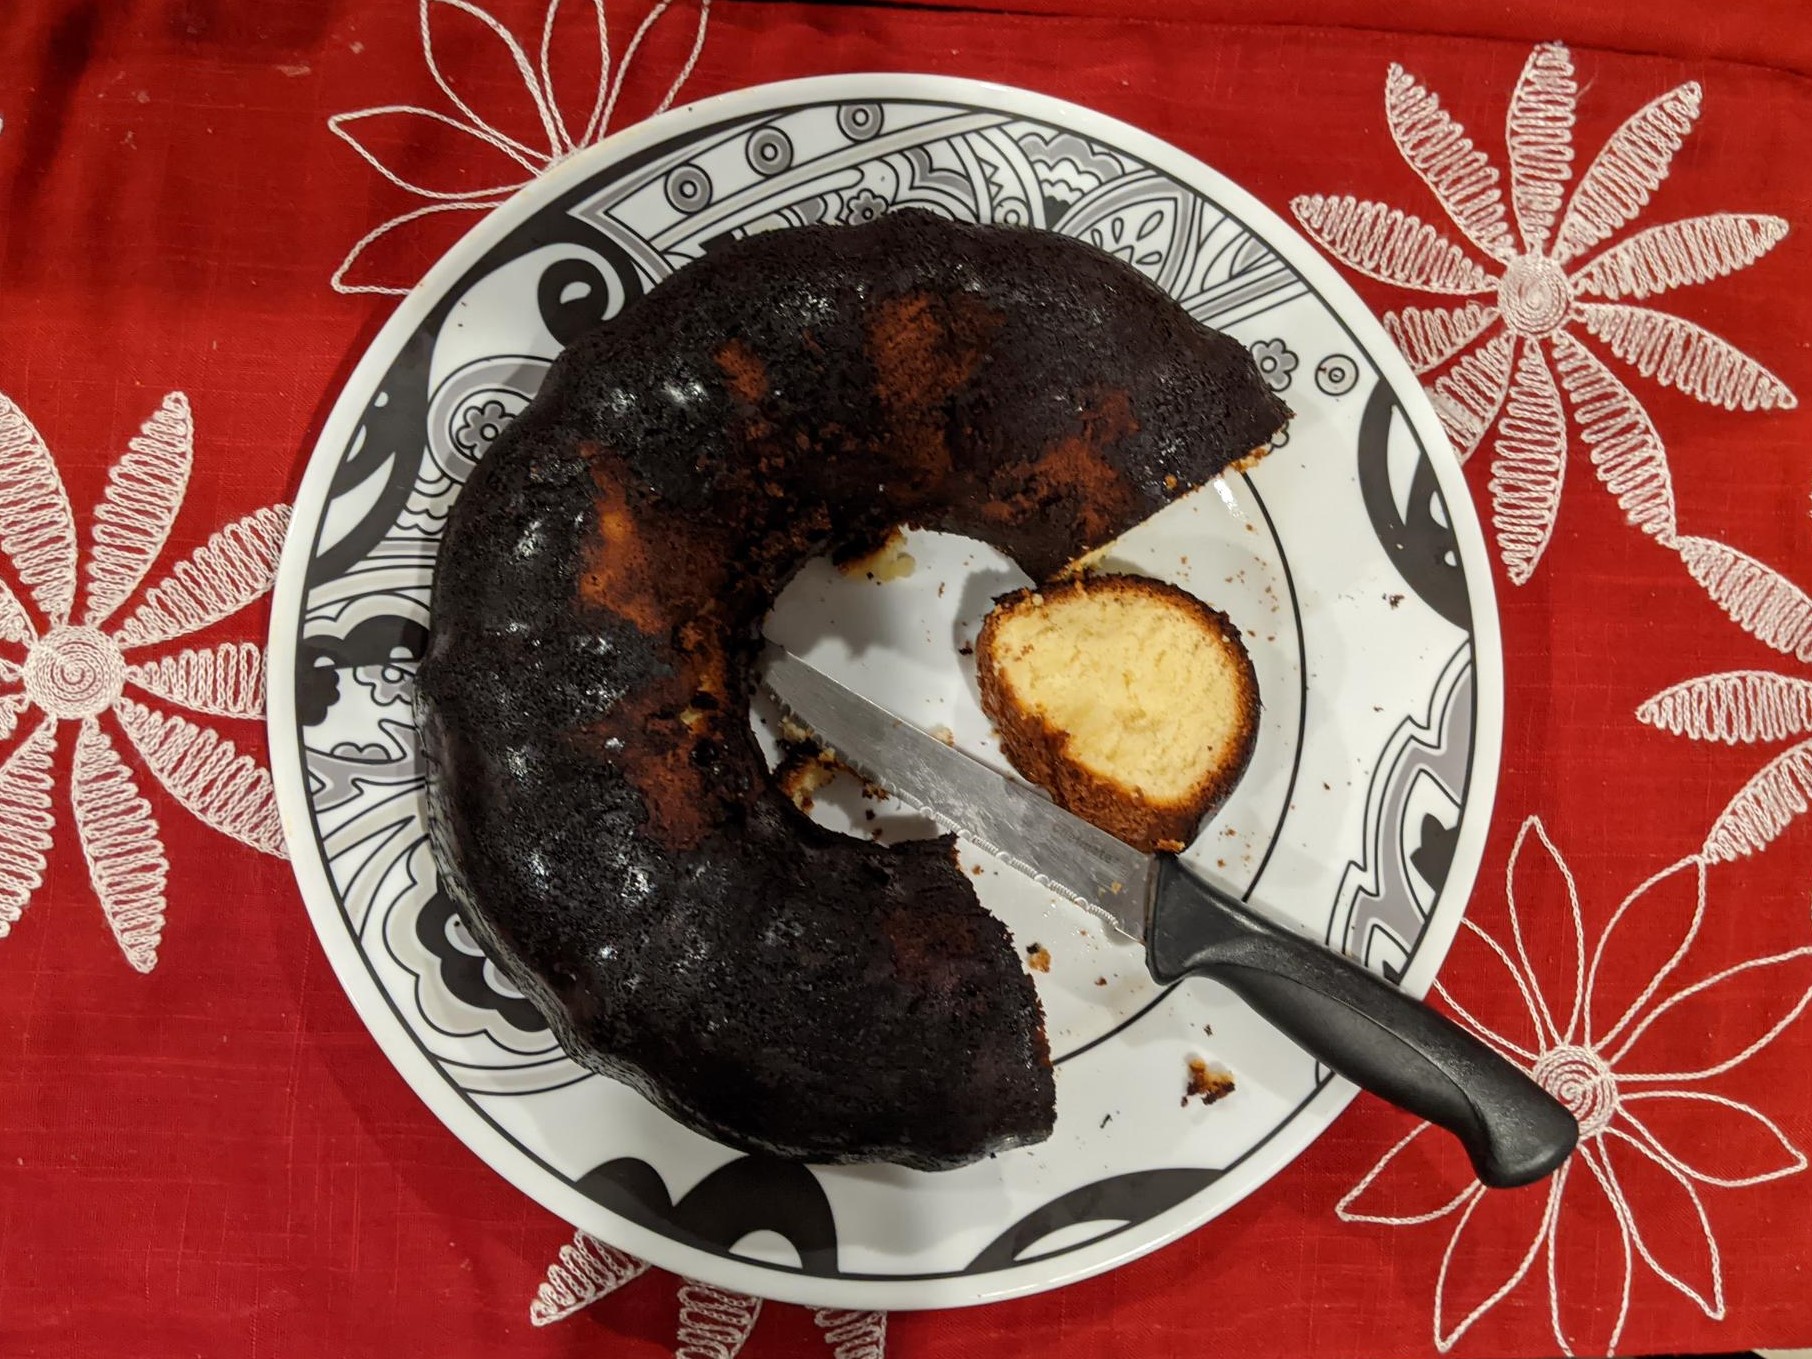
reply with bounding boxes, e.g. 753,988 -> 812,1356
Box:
3,2 -> 1810,1355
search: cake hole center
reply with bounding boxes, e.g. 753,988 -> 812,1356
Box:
755,529 -> 1028,844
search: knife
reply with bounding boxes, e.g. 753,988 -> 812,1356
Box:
762,650 -> 1577,1190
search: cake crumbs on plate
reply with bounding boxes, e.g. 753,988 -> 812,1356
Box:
1184,1058 -> 1236,1107
776,748 -> 837,813
844,529 -> 916,582
1025,943 -> 1051,973
930,724 -> 956,746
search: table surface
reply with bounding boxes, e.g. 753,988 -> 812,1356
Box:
2,2 -> 1810,1356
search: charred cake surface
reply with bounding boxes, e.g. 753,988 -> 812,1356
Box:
416,210 -> 1288,1169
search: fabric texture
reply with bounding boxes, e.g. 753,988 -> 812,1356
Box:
1,1 -> 1809,1355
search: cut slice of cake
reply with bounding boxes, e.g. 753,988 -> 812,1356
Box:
976,574 -> 1259,853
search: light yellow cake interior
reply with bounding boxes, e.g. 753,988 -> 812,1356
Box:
987,588 -> 1248,801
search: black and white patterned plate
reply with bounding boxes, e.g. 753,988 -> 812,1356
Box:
268,76 -> 1504,1309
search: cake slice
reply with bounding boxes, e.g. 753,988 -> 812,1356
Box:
976,574 -> 1259,853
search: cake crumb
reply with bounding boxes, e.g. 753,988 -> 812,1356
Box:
1095,976 -> 1108,987
843,529 -> 916,582
1386,593 -> 1404,609
1156,837 -> 1185,853
958,641 -> 974,656
1202,1023 -> 1213,1036
1163,473 -> 1179,491
776,750 -> 837,812
1183,1058 -> 1236,1107
1100,1113 -> 1114,1128
1025,944 -> 1051,972
937,582 -> 946,597
930,724 -> 956,746
972,864 -> 985,876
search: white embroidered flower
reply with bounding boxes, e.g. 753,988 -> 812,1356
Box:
529,1230 -> 886,1357
329,0 -> 710,294
1636,538 -> 1812,860
1291,42 -> 1795,585
0,392 -> 287,972
1337,817 -> 1811,1355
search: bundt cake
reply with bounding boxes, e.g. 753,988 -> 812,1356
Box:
976,574 -> 1260,853
416,209 -> 1288,1170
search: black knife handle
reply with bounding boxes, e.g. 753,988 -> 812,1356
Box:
1146,856 -> 1577,1190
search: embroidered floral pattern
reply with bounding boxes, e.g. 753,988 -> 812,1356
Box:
0,392 -> 287,971
329,0 -> 711,294
1637,540 -> 1812,859
528,1229 -> 887,1356
1337,817 -> 1812,1355
1291,42 -> 1795,584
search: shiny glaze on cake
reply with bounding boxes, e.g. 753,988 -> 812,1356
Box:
416,210 -> 1288,1169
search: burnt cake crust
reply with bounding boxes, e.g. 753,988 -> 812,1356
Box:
416,210 -> 1288,1170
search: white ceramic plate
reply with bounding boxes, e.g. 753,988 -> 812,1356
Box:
268,75 -> 1502,1310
